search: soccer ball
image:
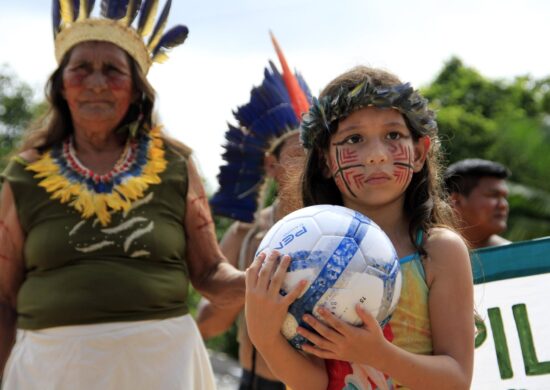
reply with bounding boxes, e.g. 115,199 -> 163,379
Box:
255,204 -> 402,349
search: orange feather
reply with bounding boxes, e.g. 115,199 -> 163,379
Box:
270,31 -> 310,119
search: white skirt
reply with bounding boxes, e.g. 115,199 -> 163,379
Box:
3,314 -> 216,390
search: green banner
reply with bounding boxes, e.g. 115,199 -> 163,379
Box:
472,237 -> 550,284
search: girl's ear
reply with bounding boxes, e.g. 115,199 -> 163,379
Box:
412,136 -> 431,172
321,150 -> 333,179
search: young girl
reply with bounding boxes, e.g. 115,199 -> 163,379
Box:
245,66 -> 474,390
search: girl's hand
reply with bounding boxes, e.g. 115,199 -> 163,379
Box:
298,304 -> 389,366
245,251 -> 306,349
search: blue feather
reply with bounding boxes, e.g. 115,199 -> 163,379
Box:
52,0 -> 61,35
75,0 -> 96,19
146,0 -> 171,48
72,0 -> 80,20
224,125 -> 245,143
151,25 -> 188,56
137,0 -> 159,36
124,0 -> 142,25
86,0 -> 96,16
53,0 -> 91,31
100,0 -> 129,19
210,54 -> 311,222
234,65 -> 297,137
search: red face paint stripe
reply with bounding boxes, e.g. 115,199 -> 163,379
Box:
338,147 -> 359,165
190,196 -> 214,230
393,166 -> 409,185
391,144 -> 409,162
353,172 -> 367,189
331,145 -> 366,198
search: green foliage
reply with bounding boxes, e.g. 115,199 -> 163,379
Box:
423,57 -> 550,240
507,183 -> 550,241
0,68 -> 34,131
0,65 -> 46,169
488,117 -> 550,192
214,214 -> 234,241
434,105 -> 497,161
262,178 -> 278,208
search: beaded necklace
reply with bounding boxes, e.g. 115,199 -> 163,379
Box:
27,126 -> 167,226
65,136 -> 135,183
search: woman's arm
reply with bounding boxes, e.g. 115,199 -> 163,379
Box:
246,251 -> 328,390
184,158 -> 245,309
196,221 -> 252,338
0,182 -> 25,375
299,228 -> 474,389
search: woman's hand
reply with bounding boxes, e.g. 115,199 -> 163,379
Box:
298,304 -> 389,367
245,251 -> 306,350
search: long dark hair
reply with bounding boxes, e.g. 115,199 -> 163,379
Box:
301,66 -> 454,256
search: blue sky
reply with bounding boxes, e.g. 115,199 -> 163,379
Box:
1,0 -> 549,189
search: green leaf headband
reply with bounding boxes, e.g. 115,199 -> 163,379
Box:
300,78 -> 438,149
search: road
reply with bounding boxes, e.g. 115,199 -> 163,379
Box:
209,350 -> 242,390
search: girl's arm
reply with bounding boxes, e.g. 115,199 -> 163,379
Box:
245,251 -> 328,390
299,228 -> 474,389
184,159 -> 245,309
0,182 -> 25,375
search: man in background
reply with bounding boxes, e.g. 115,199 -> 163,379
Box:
445,158 -> 512,249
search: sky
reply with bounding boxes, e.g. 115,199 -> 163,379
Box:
0,0 -> 549,191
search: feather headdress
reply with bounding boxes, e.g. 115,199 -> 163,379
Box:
52,0 -> 188,74
209,33 -> 312,222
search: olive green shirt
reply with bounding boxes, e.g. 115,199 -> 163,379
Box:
1,146 -> 191,330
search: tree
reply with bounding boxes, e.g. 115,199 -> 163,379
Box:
423,57 -> 550,240
0,65 -> 46,169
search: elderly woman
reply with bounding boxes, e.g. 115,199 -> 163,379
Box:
0,2 -> 243,389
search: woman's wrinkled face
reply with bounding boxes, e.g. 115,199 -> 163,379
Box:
325,106 -> 429,212
62,41 -> 135,132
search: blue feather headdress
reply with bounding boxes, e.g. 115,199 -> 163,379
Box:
209,34 -> 312,222
52,0 -> 188,74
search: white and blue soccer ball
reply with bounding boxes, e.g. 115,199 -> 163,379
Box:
256,204 -> 402,349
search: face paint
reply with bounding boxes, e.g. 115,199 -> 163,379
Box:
62,42 -> 134,131
330,142 -> 365,198
190,195 -> 214,230
0,220 -> 17,265
389,143 -> 414,187
327,107 -> 422,209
